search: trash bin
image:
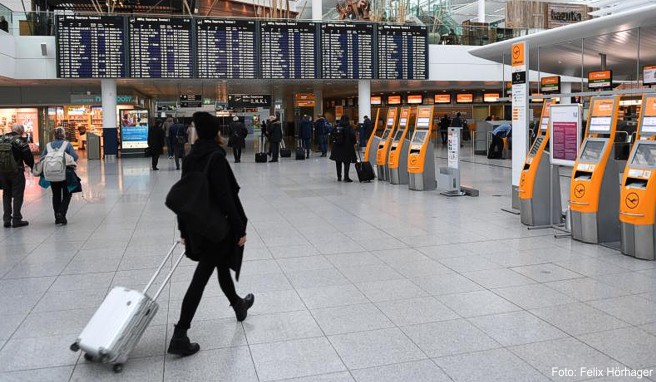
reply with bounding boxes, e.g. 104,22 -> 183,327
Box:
87,133 -> 100,160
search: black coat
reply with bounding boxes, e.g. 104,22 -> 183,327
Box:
228,121 -> 248,149
267,121 -> 283,143
178,140 -> 248,279
147,125 -> 165,155
329,124 -> 357,163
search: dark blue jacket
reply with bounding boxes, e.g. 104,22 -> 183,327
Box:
300,118 -> 313,140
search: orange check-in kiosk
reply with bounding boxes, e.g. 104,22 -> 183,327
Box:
519,100 -> 561,226
408,105 -> 436,191
388,106 -> 414,185
570,96 -> 621,244
620,94 -> 656,260
364,108 -> 384,166
376,107 -> 399,181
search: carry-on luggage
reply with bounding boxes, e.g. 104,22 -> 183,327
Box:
280,138 -> 291,158
70,242 -> 185,373
355,147 -> 375,182
296,139 -> 305,160
255,136 -> 267,163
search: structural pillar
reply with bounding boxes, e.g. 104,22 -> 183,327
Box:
560,82 -> 572,105
314,88 -> 323,118
358,80 -> 371,123
312,0 -> 322,20
478,0 -> 485,22
101,79 -> 118,158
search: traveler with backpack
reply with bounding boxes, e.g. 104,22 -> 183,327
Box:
314,115 -> 329,157
227,116 -> 248,163
40,127 -> 78,225
329,116 -> 357,182
0,124 -> 34,228
167,111 -> 253,357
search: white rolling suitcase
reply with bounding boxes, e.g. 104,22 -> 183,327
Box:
70,241 -> 185,373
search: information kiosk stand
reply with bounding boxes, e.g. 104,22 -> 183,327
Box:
620,94 -> 656,260
408,106 -> 436,191
519,101 -> 561,226
388,106 -> 414,185
570,96 -> 621,244
364,108 -> 384,166
376,108 -> 399,181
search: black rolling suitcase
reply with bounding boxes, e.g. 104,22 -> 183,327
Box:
295,139 -> 305,160
280,139 -> 291,158
255,136 -> 267,163
355,147 -> 375,182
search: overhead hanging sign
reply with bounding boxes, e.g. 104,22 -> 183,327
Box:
643,66 -> 656,86
588,70 -> 612,89
294,93 -> 316,107
228,94 -> 272,108
540,76 -> 561,93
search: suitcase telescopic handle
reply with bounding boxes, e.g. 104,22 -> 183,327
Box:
143,240 -> 185,300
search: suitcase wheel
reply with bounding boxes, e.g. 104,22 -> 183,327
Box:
113,364 -> 124,373
70,342 -> 80,352
83,353 -> 94,362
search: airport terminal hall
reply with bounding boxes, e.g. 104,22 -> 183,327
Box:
4,0 -> 656,380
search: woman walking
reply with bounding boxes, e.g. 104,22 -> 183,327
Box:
40,127 -> 79,225
168,112 -> 254,357
147,119 -> 165,170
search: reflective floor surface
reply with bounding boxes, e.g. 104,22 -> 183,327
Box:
0,141 -> 655,381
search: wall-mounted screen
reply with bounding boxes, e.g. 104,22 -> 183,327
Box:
456,94 -> 473,103
388,95 -> 401,105
56,15 -> 126,78
196,19 -> 257,79
434,94 -> 451,104
407,95 -> 423,104
483,93 -> 500,103
129,17 -> 193,78
321,22 -> 374,79
377,24 -> 428,80
260,21 -> 318,79
643,66 -> 656,85
371,96 -> 382,105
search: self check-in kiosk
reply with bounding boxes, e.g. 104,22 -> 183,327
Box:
570,96 -> 621,244
620,94 -> 656,260
388,106 -> 414,185
376,108 -> 399,181
519,101 -> 561,226
408,106 -> 437,191
364,108 -> 384,166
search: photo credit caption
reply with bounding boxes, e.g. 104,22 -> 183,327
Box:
552,367 -> 653,379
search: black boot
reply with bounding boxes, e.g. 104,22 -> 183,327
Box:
167,325 -> 200,357
233,294 -> 255,322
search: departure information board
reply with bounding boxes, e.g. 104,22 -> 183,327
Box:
56,15 -> 125,78
129,17 -> 193,78
377,24 -> 428,80
321,22 -> 374,79
196,19 -> 257,79
260,21 -> 318,79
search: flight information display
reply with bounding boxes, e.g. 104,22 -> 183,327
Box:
129,17 -> 193,78
377,24 -> 428,80
321,22 -> 374,79
56,15 -> 126,78
196,19 -> 257,79
260,21 -> 318,79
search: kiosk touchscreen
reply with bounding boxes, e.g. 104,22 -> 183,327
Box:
570,96 -> 621,244
519,101 -> 561,226
376,108 -> 399,181
620,94 -> 656,260
388,107 -> 414,185
408,106 -> 437,191
364,108 -> 384,165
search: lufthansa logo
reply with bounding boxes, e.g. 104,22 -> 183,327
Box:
574,184 -> 585,198
410,157 -> 417,165
512,46 -> 521,59
625,192 -> 639,210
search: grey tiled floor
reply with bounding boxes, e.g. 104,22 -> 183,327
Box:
0,143 -> 655,381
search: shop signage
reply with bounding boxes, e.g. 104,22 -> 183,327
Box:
588,70 -> 612,89
434,94 -> 451,104
70,94 -> 136,104
294,93 -> 316,107
228,94 -> 272,108
547,4 -> 589,29
540,76 -> 561,93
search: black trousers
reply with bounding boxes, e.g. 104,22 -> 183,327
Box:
177,258 -> 240,330
1,171 -> 25,223
335,161 -> 351,180
232,147 -> 242,162
174,144 -> 185,169
440,130 -> 448,143
151,153 -> 160,169
51,181 -> 72,217
488,134 -> 505,159
303,138 -> 311,157
270,141 -> 280,161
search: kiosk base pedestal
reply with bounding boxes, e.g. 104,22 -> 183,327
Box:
377,165 -> 389,182
622,223 -> 656,260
